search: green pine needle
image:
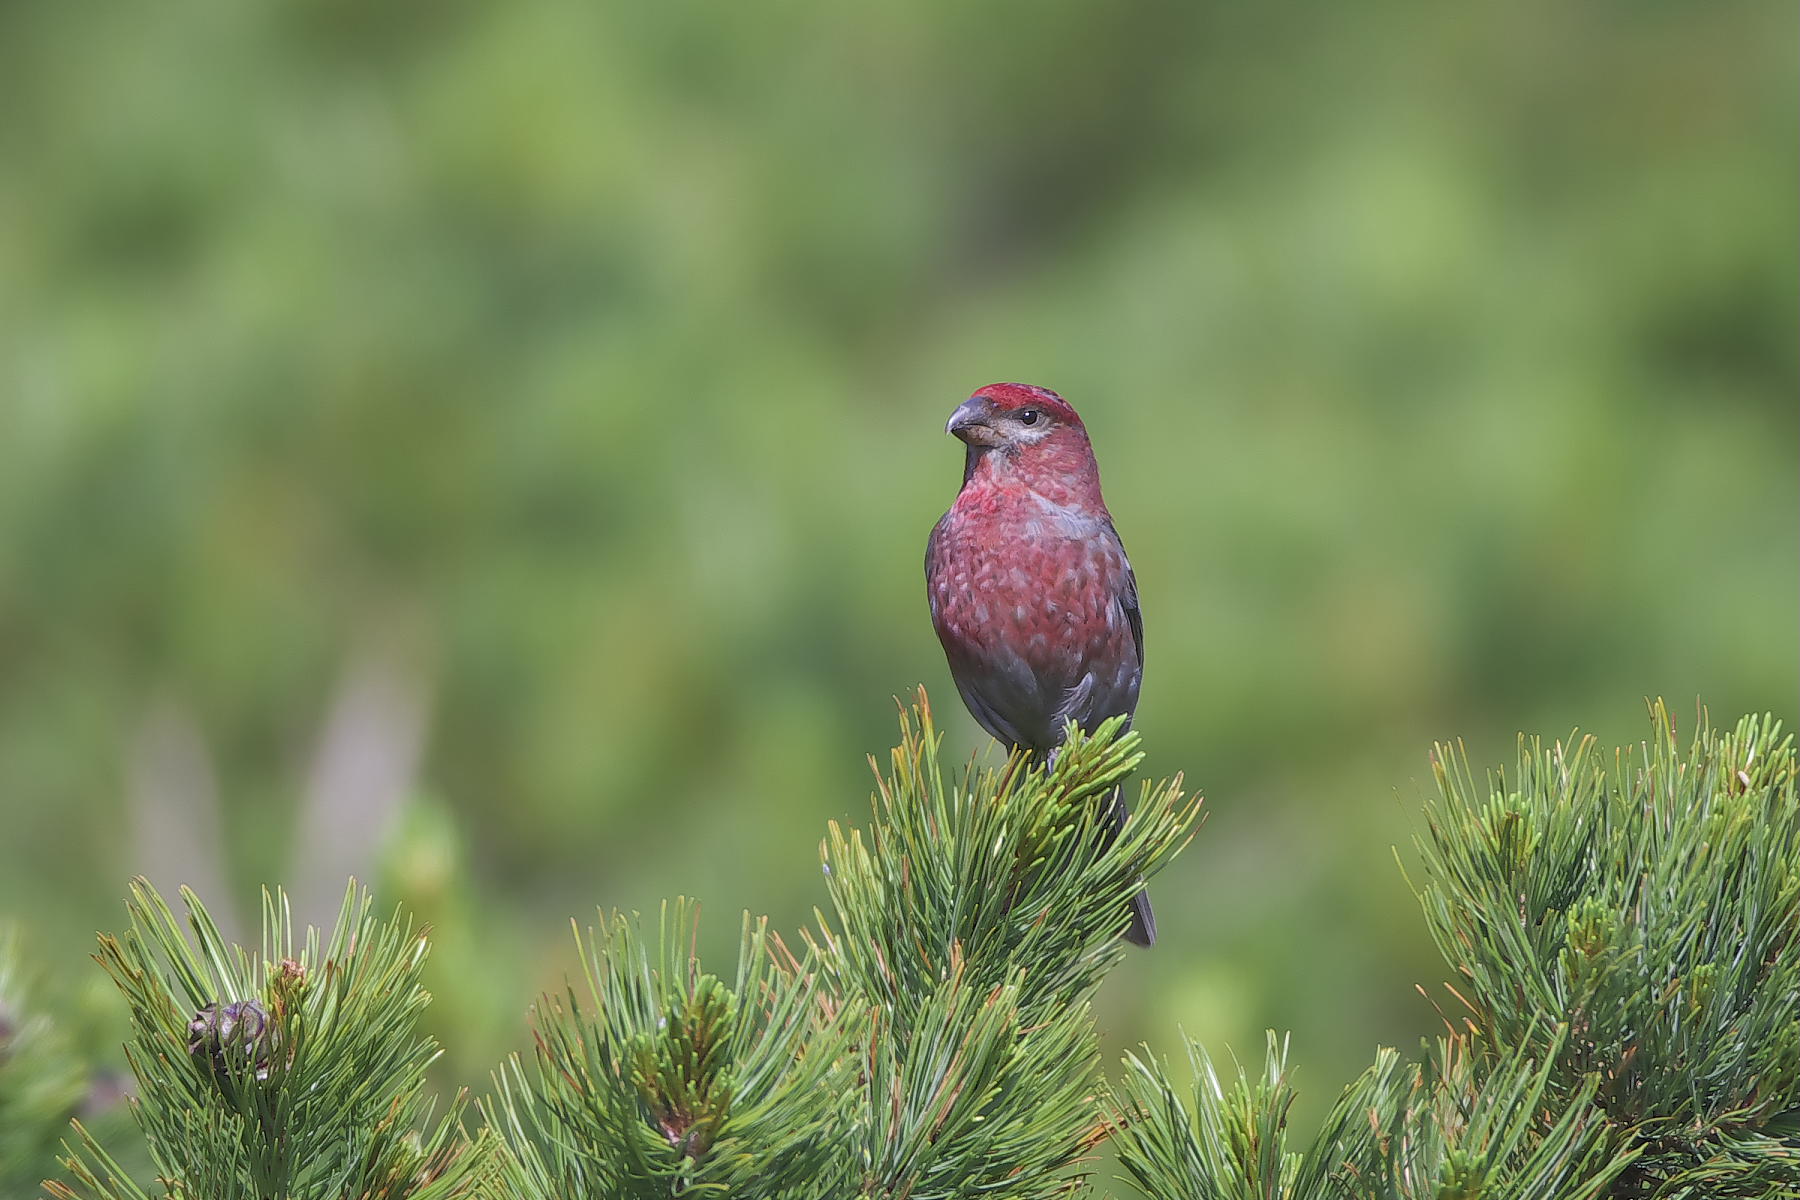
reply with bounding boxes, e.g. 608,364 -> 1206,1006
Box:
49,879 -> 496,1200
34,690 -> 1794,1200
812,689 -> 1201,1025
1411,702 -> 1800,1197
1112,1028 -> 1636,1200
488,901 -> 862,1199
489,690 -> 1202,1200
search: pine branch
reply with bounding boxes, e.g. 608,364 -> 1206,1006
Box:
488,900 -> 863,1199
811,690 -> 1201,1199
61,692 -> 1795,1199
486,691 -> 1201,1200
1412,702 -> 1800,1197
813,689 -> 1199,1025
1111,1028 -> 1635,1200
1374,1030 -> 1636,1200
852,960 -> 1102,1199
1111,1031 -> 1383,1200
48,879 -> 496,1200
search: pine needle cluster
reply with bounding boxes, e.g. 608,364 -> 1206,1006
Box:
49,881 -> 497,1200
487,904 -> 861,1199
1113,1025 -> 1637,1200
1111,702 -> 1800,1200
491,690 -> 1200,1199
1414,703 -> 1800,1197
16,693 -> 1798,1198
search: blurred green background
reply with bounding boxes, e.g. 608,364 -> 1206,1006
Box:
1,0 -> 1793,1129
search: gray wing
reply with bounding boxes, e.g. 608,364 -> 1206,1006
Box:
924,517 -> 945,620
1112,520 -> 1145,670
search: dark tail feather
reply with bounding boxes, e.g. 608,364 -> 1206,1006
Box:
1106,785 -> 1157,948
1123,886 -> 1156,948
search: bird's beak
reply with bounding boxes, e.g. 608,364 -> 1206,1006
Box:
946,398 -> 1003,447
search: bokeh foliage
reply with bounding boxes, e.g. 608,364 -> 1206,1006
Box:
0,0 -> 1793,1137
0,929 -> 92,1197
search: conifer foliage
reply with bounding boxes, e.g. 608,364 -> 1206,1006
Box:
49,881 -> 496,1200
14,695 -> 1798,1198
487,903 -> 863,1199
490,692 -> 1200,1199
810,696 -> 1197,1197
1111,703 -> 1800,1200
1413,704 -> 1800,1197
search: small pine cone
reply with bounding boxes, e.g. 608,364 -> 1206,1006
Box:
188,998 -> 277,1081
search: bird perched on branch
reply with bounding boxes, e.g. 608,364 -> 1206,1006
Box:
925,382 -> 1155,946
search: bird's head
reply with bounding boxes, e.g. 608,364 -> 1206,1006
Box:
947,382 -> 1086,448
945,383 -> 1104,505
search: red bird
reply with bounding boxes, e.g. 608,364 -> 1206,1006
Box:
925,382 -> 1155,946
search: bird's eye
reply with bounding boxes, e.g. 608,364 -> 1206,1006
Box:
1017,408 -> 1042,426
